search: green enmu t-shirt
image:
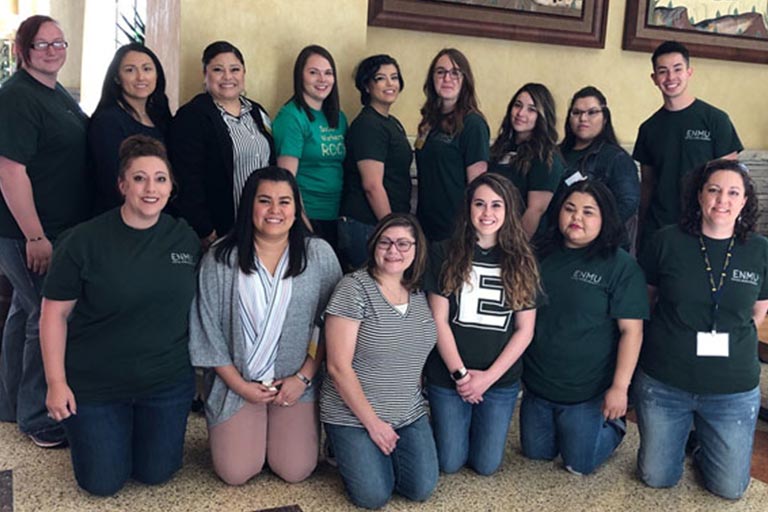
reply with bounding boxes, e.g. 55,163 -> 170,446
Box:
632,99 -> 742,236
415,112 -> 489,241
340,106 -> 413,225
43,209 -> 201,402
423,242 -> 538,389
0,70 -> 90,238
272,100 -> 348,220
489,144 -> 565,237
523,246 -> 648,403
639,225 -> 768,394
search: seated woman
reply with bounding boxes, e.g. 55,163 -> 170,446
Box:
170,41 -> 275,248
40,135 -> 200,496
521,180 -> 647,475
635,159 -> 768,500
89,43 -> 171,213
338,54 -> 412,269
189,166 -> 341,485
424,173 -> 539,476
273,45 -> 347,250
489,83 -> 564,239
559,86 -> 640,252
322,213 -> 438,509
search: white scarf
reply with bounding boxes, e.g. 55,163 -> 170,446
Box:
238,248 -> 292,382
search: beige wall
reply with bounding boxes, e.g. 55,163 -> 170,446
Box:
179,0 -> 766,149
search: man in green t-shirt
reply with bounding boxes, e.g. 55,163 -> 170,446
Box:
633,41 -> 742,248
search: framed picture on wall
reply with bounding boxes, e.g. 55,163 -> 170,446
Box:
623,0 -> 768,65
368,0 -> 609,49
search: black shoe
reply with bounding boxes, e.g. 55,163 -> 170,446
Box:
759,406 -> 768,423
28,429 -> 68,449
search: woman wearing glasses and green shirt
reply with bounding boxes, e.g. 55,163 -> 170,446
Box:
415,48 -> 490,242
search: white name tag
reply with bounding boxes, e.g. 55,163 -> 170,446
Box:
565,171 -> 588,186
696,331 -> 729,357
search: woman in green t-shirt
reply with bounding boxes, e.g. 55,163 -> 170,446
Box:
522,180 -> 647,475
415,48 -> 489,242
40,136 -> 200,496
489,83 -> 564,240
635,159 -> 768,500
273,45 -> 347,252
338,54 -> 412,270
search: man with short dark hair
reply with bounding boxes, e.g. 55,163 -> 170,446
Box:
633,40 -> 742,247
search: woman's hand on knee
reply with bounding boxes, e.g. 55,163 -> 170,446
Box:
46,381 -> 77,421
365,418 -> 399,456
602,385 -> 628,420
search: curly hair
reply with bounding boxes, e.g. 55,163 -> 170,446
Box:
418,48 -> 485,138
440,173 -> 540,310
490,83 -> 559,176
679,159 -> 758,242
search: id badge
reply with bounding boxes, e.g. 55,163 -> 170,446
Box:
696,331 -> 729,357
565,171 -> 588,186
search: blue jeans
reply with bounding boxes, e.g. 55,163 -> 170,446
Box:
0,237 -> 61,437
633,369 -> 760,500
324,415 -> 438,510
337,216 -> 376,270
427,381 -> 519,476
62,372 -> 195,496
519,389 -> 625,475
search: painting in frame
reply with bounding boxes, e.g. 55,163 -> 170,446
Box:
368,0 -> 609,48
623,0 -> 768,65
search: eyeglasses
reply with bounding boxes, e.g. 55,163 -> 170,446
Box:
376,237 -> 416,252
569,108 -> 603,118
434,67 -> 462,81
30,40 -> 68,51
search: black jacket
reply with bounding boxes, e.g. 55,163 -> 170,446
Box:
168,93 -> 275,238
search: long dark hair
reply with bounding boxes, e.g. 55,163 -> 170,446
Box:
94,43 -> 171,131
365,213 -> 427,291
418,48 -> 484,137
214,167 -> 310,277
680,159 -> 757,243
289,45 -> 340,128
441,173 -> 539,310
490,83 -> 559,175
537,180 -> 625,260
560,86 -> 619,153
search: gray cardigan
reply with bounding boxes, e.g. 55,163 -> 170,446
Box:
189,237 -> 342,426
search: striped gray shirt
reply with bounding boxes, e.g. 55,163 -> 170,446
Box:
320,269 -> 436,429
217,98 -> 271,211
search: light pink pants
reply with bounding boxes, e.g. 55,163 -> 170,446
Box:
208,400 -> 318,485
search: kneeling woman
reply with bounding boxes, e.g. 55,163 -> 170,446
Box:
635,160 -> 768,499
521,180 -> 647,475
40,135 -> 201,496
189,167 -> 341,485
424,173 -> 540,476
322,213 -> 438,509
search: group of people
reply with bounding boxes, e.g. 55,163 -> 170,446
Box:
0,12 -> 764,510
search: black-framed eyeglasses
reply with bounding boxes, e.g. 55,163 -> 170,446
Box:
569,108 -> 603,118
30,40 -> 68,51
434,67 -> 462,81
376,238 -> 416,252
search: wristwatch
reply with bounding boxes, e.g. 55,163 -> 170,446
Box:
450,367 -> 468,381
295,371 -> 312,387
